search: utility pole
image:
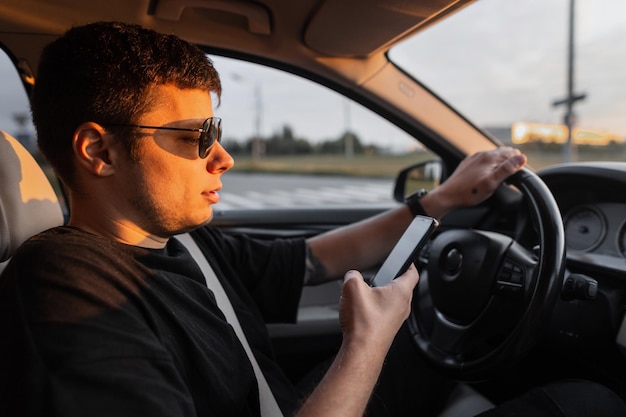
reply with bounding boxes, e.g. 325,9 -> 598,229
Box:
552,0 -> 586,162
344,99 -> 354,159
252,83 -> 263,162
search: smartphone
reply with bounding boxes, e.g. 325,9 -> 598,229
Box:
370,215 -> 439,287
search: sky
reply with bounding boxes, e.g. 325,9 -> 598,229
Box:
1,0 -> 625,151
390,0 -> 626,135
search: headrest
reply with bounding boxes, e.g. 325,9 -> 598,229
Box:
0,131 -> 64,262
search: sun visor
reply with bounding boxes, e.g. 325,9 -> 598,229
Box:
304,0 -> 474,58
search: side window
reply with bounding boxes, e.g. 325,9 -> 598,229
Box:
0,50 -> 36,152
209,56 -> 436,210
0,49 -> 67,212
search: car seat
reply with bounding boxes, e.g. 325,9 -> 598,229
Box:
0,130 -> 64,271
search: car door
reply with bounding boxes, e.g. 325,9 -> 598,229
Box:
202,55 -> 443,378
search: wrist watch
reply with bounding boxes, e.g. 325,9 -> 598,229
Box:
405,188 -> 428,217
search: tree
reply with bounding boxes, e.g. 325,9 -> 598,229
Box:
264,125 -> 313,155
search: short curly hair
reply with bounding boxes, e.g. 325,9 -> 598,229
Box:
32,21 -> 221,187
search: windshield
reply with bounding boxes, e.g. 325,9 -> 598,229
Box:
389,0 -> 626,171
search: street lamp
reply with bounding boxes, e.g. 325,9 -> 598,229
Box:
552,0 -> 587,162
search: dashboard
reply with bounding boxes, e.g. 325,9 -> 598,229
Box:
537,162 -> 626,367
540,162 -> 626,279
563,202 -> 626,272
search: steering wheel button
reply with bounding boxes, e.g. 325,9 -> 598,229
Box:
496,282 -> 523,295
510,273 -> 524,284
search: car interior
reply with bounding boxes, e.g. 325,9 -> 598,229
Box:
1,0 -> 625,415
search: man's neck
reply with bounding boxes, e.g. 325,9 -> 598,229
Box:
67,216 -> 168,249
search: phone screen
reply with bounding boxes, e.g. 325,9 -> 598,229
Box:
370,215 -> 439,287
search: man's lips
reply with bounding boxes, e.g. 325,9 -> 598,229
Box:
202,189 -> 220,204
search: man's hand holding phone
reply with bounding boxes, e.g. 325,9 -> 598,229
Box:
371,215 -> 439,287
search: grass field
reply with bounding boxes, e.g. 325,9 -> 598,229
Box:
229,147 -> 626,178
230,152 -> 438,177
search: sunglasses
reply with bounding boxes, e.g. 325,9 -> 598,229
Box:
104,117 -> 222,159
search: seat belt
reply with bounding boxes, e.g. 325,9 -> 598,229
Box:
176,233 -> 283,417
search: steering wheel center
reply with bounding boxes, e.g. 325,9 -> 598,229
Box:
428,230 -> 511,325
443,248 -> 463,278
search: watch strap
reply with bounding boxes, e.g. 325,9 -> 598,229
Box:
405,189 -> 428,217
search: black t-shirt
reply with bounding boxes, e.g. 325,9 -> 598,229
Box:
0,226 -> 306,416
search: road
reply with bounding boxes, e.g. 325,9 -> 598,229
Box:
216,172 -> 396,210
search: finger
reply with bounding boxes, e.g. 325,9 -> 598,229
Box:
390,264 -> 420,291
492,153 -> 527,182
342,270 -> 367,295
495,146 -> 522,158
343,269 -> 364,283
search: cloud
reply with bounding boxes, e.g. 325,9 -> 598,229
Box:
391,0 -> 626,134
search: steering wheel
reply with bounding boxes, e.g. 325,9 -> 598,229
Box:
407,168 -> 565,381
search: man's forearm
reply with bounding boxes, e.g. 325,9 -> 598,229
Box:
296,269 -> 417,417
294,335 -> 387,417
306,206 -> 414,281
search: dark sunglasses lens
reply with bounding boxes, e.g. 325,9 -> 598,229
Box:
199,118 -> 221,158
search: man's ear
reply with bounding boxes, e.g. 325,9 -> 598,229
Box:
72,122 -> 119,177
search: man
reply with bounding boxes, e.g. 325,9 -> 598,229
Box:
1,21 -> 622,417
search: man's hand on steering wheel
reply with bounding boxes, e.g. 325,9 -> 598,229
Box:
421,147 -> 528,219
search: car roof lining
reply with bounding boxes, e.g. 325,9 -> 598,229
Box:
150,0 -> 272,35
0,0 -> 475,60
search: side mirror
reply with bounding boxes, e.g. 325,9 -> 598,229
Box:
393,160 -> 445,202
